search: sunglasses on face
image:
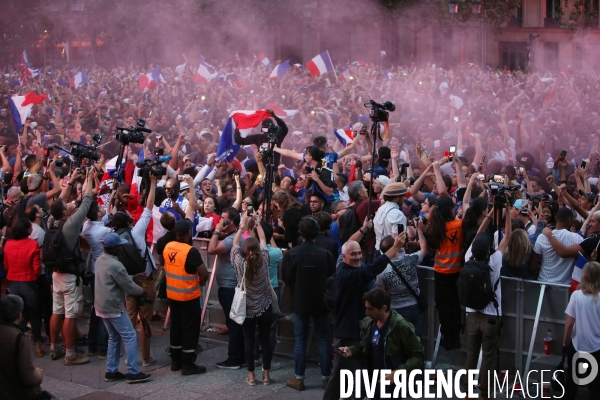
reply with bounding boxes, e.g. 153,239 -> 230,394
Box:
225,188 -> 234,192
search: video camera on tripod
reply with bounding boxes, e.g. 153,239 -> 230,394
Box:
47,132 -> 102,170
115,119 -> 151,145
364,100 -> 396,122
486,175 -> 521,207
136,155 -> 171,178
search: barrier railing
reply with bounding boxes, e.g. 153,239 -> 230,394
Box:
154,240 -> 570,375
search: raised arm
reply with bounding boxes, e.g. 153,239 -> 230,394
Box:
432,159 -> 449,197
184,174 -> 195,221
273,146 -> 303,161
232,174 -> 243,210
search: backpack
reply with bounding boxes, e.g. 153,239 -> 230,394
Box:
115,227 -> 149,275
457,258 -> 499,311
42,220 -> 82,276
338,204 -> 361,244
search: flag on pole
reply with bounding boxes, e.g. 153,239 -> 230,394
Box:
306,51 -> 334,77
334,129 -> 355,147
269,60 -> 290,79
10,92 -> 47,133
138,66 -> 160,90
175,62 -> 186,76
193,60 -> 217,83
256,53 -> 272,67
70,70 -> 88,88
20,50 -> 30,68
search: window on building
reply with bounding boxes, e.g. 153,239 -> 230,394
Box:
507,6 -> 523,27
500,42 -> 528,71
545,0 -> 561,27
71,0 -> 84,11
544,42 -> 559,70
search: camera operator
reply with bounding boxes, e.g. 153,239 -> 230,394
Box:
234,109 -> 288,166
304,146 -> 339,213
24,160 -> 61,210
48,168 -> 95,365
111,174 -> 157,367
94,233 -> 151,384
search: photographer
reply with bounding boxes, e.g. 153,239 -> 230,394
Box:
48,168 -> 94,365
234,109 -> 288,166
112,174 -> 157,367
94,233 -> 151,384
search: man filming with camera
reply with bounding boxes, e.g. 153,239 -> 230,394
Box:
234,109 -> 288,166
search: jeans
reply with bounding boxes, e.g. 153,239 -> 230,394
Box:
102,311 -> 140,375
217,287 -> 244,365
9,281 -> 42,343
88,276 -> 108,354
293,312 -> 331,379
242,305 -> 273,372
395,304 -> 423,338
125,274 -> 156,361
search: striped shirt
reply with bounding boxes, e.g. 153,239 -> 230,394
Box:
534,229 -> 583,285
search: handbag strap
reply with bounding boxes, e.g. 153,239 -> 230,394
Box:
239,261 -> 247,291
389,262 -> 420,301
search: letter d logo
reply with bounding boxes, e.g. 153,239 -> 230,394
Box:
572,351 -> 599,386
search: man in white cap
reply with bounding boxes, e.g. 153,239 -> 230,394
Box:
373,182 -> 408,255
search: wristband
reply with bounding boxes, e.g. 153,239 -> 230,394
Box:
213,231 -> 220,236
359,228 -> 364,234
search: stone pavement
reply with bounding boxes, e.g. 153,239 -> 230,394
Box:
33,319 -> 329,400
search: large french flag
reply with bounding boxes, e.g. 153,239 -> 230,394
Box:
306,51 -> 334,77
571,252 -> 588,292
193,60 -> 216,83
269,60 -> 290,79
334,129 -> 355,147
10,92 -> 47,133
139,65 -> 161,90
70,70 -> 88,88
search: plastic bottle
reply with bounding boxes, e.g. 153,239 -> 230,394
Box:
543,329 -> 553,355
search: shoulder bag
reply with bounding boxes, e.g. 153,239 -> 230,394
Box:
230,262 -> 247,325
390,263 -> 428,312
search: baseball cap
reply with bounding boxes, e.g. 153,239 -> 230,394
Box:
579,190 -> 597,202
103,233 -> 128,248
513,199 -> 524,210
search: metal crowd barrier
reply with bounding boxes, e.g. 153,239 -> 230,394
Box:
151,240 -> 571,376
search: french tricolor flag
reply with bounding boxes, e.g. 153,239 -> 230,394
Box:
70,70 -> 88,88
20,50 -> 30,68
339,66 -> 350,81
216,111 -> 272,163
269,60 -> 290,79
256,53 -> 271,67
571,252 -> 588,292
139,66 -> 161,90
226,73 -> 246,88
10,92 -> 47,133
306,51 -> 334,77
193,60 -> 216,84
334,129 -> 355,147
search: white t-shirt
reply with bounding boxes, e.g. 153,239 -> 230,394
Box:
565,290 -> 600,353
464,247 -> 503,316
534,229 -> 583,285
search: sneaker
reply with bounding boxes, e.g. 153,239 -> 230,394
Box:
98,353 -> 107,360
64,354 -> 90,366
142,357 -> 156,367
104,371 -> 127,382
286,378 -> 305,391
216,360 -> 242,370
262,361 -> 282,372
182,363 -> 207,376
126,372 -> 151,384
50,348 -> 66,360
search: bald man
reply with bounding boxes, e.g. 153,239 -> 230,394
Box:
323,234 -> 405,400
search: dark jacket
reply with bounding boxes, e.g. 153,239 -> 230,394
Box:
234,115 -> 288,166
333,254 -> 390,339
298,233 -> 339,259
282,240 -> 335,316
282,203 -> 311,246
349,310 -> 424,372
0,322 -> 43,400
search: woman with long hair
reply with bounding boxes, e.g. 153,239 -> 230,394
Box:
563,261 -> 600,400
3,218 -> 43,357
501,229 -> 537,279
271,190 -> 310,248
425,196 -> 464,351
462,197 -> 489,252
231,213 -> 273,386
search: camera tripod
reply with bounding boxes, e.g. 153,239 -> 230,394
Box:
261,137 -> 278,221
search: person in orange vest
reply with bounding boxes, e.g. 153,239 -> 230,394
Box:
425,196 -> 464,351
163,219 -> 209,375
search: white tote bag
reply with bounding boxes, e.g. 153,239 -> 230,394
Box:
229,262 -> 247,325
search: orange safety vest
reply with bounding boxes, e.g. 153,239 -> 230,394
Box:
163,241 -> 201,301
434,219 -> 464,274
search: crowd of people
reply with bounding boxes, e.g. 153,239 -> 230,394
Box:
0,58 -> 600,400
